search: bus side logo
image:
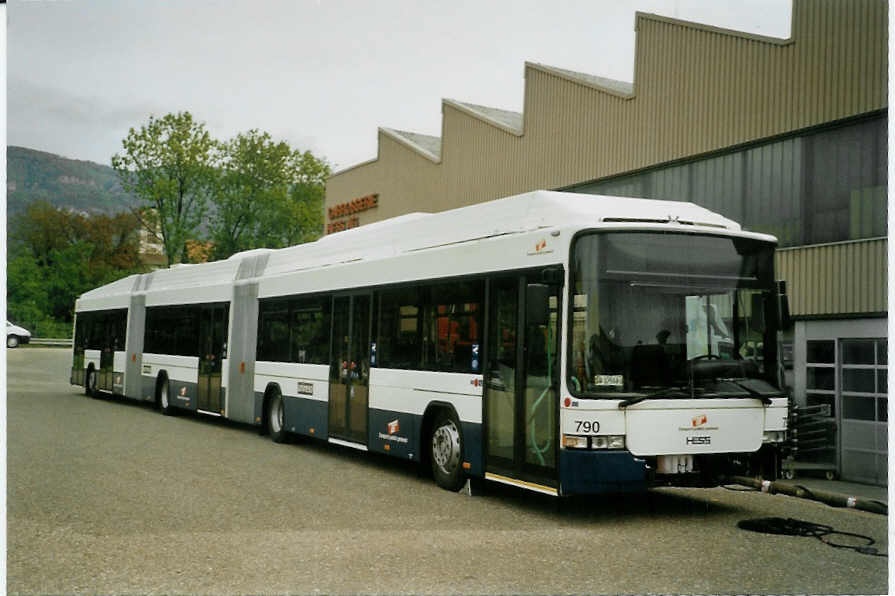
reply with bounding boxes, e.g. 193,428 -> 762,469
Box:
528,239 -> 553,256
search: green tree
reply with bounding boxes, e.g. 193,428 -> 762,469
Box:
9,200 -> 81,264
7,202 -> 144,332
7,254 -> 52,330
111,112 -> 217,265
282,149 -> 329,246
210,130 -> 330,260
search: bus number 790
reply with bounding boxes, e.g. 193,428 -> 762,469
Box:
574,420 -> 600,434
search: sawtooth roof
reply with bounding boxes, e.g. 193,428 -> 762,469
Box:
446,100 -> 524,134
379,128 -> 441,161
526,62 -> 634,97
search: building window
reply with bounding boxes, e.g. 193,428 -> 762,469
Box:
840,339 -> 887,423
806,339 -> 836,418
573,114 -> 886,248
839,337 -> 887,485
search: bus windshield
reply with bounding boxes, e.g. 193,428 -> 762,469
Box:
568,231 -> 781,397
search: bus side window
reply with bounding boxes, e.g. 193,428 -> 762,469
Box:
378,286 -> 421,370
290,296 -> 331,364
425,280 -> 483,373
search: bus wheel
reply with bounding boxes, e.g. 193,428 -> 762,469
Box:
85,368 -> 97,398
430,412 -> 464,491
157,375 -> 175,416
268,390 -> 288,443
7,335 -> 19,349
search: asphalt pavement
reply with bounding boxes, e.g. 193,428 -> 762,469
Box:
7,348 -> 890,594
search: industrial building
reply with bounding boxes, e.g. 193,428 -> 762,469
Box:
324,0 -> 888,485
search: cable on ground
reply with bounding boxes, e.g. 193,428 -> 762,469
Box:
737,517 -> 887,557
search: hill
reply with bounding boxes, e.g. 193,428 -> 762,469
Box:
6,146 -> 139,217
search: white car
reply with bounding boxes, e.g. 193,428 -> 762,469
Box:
7,321 -> 31,348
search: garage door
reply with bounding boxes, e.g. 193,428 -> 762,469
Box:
839,339 -> 887,485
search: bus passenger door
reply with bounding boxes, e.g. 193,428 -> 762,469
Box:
98,315 -> 115,392
328,294 -> 371,444
485,274 -> 560,487
98,312 -> 123,392
197,304 -> 228,414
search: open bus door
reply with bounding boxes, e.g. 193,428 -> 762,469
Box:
484,273 -> 561,492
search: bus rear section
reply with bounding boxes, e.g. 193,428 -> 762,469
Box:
560,229 -> 788,495
71,309 -> 128,397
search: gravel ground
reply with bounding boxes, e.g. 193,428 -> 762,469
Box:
7,348 -> 889,594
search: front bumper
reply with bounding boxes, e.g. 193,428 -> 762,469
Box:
558,447 -> 777,496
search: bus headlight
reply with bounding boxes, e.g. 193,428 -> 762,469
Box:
562,435 -> 589,449
591,435 -> 626,450
763,430 -> 786,443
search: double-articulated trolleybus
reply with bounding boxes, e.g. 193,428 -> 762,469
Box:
71,191 -> 789,496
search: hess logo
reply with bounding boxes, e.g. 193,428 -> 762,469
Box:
692,414 -> 707,427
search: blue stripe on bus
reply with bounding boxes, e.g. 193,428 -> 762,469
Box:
559,450 -> 647,495
366,408 -> 484,476
368,408 -> 418,460
141,375 -> 197,411
253,391 -> 264,424
283,395 -> 328,438
141,375 -> 156,401
252,394 -> 485,476
254,391 -> 329,437
460,421 -> 483,477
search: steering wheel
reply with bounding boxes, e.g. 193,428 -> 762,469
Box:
691,354 -> 722,361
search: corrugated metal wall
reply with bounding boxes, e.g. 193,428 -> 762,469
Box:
776,238 -> 888,316
325,0 -> 888,317
328,0 -> 886,217
326,133 -> 443,225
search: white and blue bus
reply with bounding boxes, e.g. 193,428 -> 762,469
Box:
71,190 -> 789,496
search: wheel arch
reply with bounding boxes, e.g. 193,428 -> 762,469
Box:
260,382 -> 283,435
84,362 -> 97,393
154,370 -> 169,404
419,400 -> 462,468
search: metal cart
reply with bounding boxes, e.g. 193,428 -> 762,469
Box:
781,403 -> 838,481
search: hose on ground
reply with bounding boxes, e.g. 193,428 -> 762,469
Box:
737,517 -> 886,557
727,475 -> 887,516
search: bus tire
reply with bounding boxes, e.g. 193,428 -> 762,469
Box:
157,374 -> 175,416
430,411 -> 465,491
267,389 -> 288,444
85,367 -> 98,398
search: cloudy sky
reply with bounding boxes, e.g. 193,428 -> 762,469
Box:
8,0 -> 791,172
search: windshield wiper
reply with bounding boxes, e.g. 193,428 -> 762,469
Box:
618,387 -> 690,409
